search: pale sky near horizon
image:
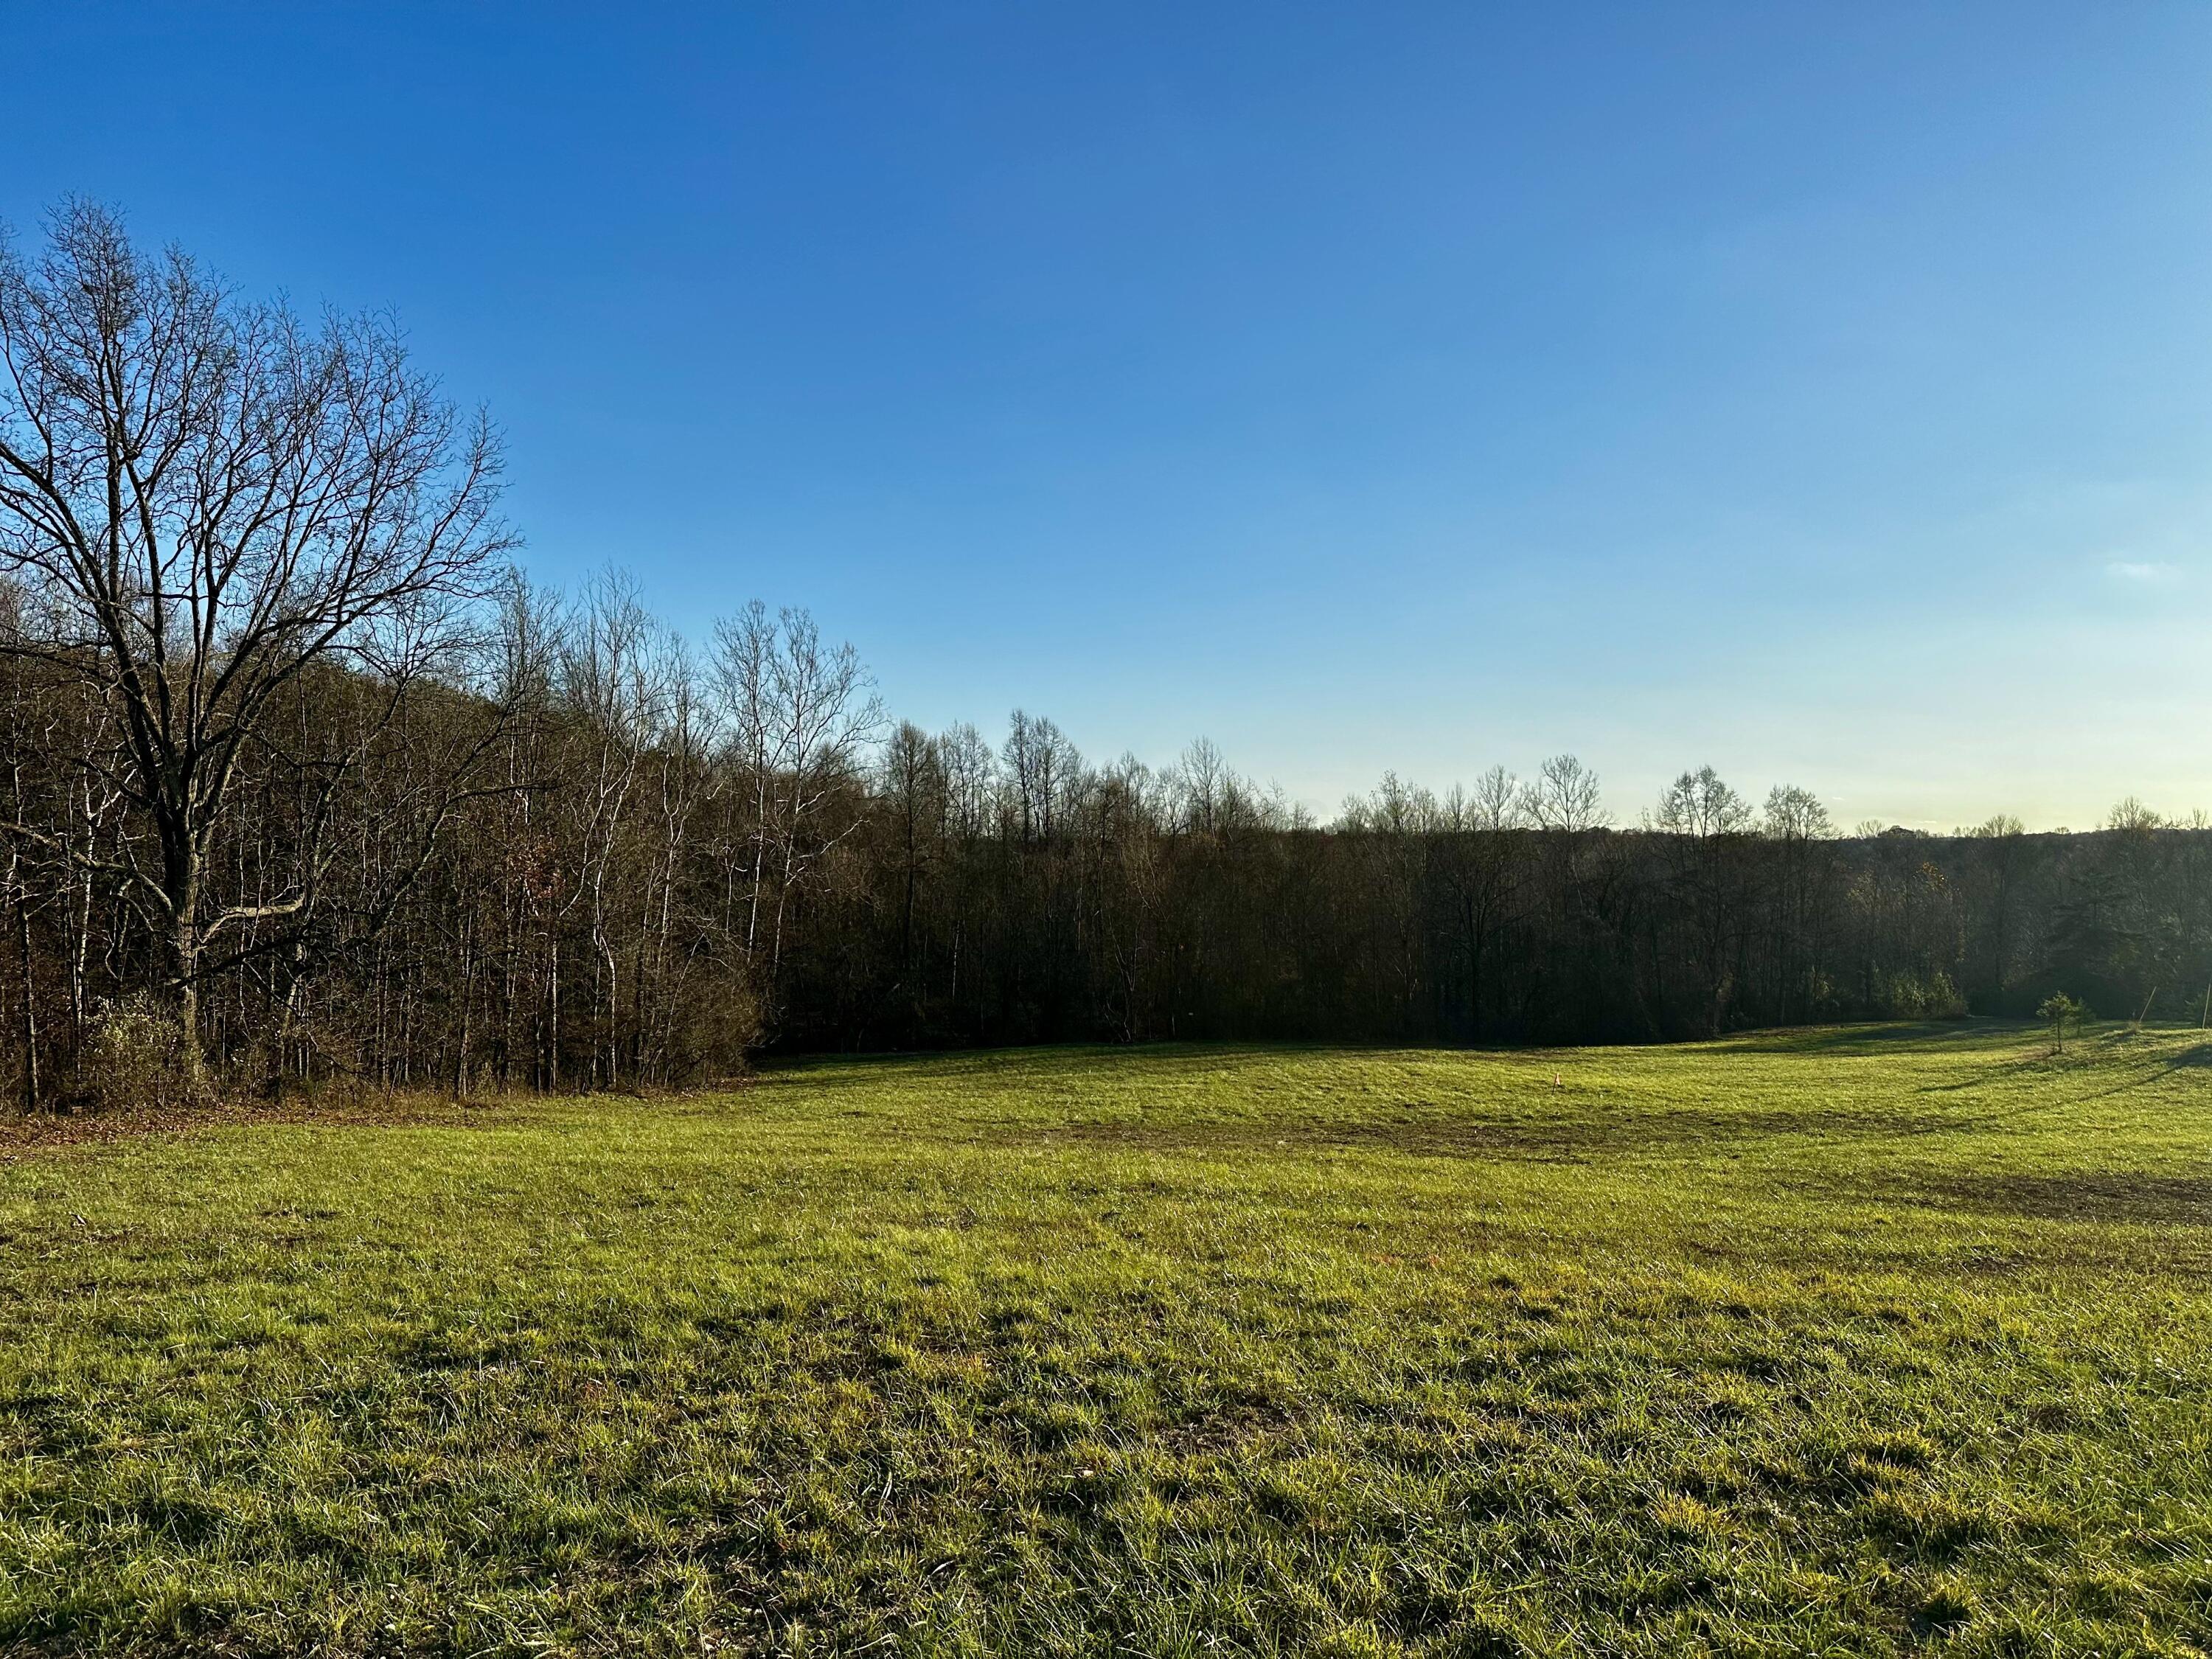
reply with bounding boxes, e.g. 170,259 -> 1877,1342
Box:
5,2 -> 2210,830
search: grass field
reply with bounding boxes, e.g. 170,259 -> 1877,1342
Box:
1,1023 -> 2208,1657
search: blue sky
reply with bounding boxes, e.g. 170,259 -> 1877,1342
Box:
7,3 -> 2210,827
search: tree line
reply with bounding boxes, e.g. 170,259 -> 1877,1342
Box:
2,203 -> 2206,1107
773,742 -> 2212,1051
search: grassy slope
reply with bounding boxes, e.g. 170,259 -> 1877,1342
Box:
0,1025 -> 2208,1657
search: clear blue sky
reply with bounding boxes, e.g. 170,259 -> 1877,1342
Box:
7,3 -> 2210,828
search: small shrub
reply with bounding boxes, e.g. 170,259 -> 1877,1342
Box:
668,973 -> 763,1082
80,993 -> 192,1113
2037,992 -> 2083,1054
1885,972 -> 1966,1020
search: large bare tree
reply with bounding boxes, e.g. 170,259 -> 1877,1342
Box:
0,201 -> 510,1074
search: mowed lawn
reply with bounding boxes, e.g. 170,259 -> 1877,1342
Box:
1,1028 -> 2208,1657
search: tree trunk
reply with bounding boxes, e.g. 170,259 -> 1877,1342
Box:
169,857 -> 207,1094
11,854 -> 36,1111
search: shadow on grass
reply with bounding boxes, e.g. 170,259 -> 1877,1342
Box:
1852,1171 -> 2212,1227
771,1026 -> 2047,1087
1720,1020 -> 2029,1057
1013,1107 -> 1861,1164
762,1043 -> 1323,1084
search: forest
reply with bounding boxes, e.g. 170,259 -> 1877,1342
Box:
3,203 -> 2208,1108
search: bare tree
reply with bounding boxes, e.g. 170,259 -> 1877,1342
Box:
1469,765 -> 1524,835
0,202 -> 509,1075
1176,737 -> 1228,835
1655,766 -> 1750,840
557,572 -> 656,1087
937,722 -> 997,843
710,604 -> 882,1009
2107,797 -> 2164,834
1653,766 -> 1752,1032
882,720 -> 947,990
1523,754 -> 1604,832
1761,784 -> 1834,1023
1430,765 -> 1529,1034
1003,711 -> 1079,843
1763,785 -> 1832,844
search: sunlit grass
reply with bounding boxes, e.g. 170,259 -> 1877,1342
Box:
1,1023 -> 2208,1655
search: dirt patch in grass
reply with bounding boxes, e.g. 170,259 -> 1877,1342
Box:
1150,1400 -> 1301,1459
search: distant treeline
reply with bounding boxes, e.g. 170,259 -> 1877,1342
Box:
785,746 -> 2212,1054
3,202 -> 2206,1107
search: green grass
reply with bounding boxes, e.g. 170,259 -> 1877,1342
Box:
2,1023 -> 2209,1656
